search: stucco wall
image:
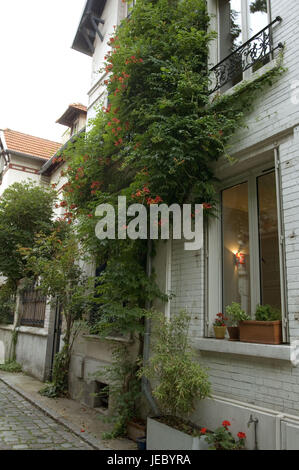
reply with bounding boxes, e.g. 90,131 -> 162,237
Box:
0,301 -> 55,381
0,154 -> 43,197
87,0 -> 127,122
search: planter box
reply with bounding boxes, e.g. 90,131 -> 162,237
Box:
146,417 -> 209,450
127,420 -> 146,442
227,326 -> 240,341
239,320 -> 282,345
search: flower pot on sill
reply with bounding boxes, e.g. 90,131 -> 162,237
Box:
146,417 -> 209,450
127,420 -> 146,442
227,326 -> 240,341
213,326 -> 227,339
239,320 -> 282,345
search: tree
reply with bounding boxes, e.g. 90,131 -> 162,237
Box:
250,0 -> 267,14
0,181 -> 56,285
21,228 -> 93,396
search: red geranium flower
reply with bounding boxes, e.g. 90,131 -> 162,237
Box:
222,420 -> 231,428
237,432 -> 246,439
200,428 -> 207,435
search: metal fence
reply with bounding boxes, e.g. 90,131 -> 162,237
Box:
20,288 -> 47,327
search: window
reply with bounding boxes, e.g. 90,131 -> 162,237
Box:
207,158 -> 287,340
71,119 -> 79,137
221,170 -> 281,315
257,172 -> 281,309
127,0 -> 136,17
222,182 -> 251,313
218,0 -> 270,61
20,288 -> 47,328
211,0 -> 274,92
94,381 -> 109,410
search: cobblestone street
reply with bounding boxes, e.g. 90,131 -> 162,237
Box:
0,381 -> 93,450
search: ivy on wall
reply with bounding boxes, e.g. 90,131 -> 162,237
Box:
59,0 -> 284,316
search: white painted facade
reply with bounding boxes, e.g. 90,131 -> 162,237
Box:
86,0 -> 131,122
71,0 -> 299,449
155,0 -> 299,450
0,155 -> 42,198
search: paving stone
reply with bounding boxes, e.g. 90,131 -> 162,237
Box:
0,382 -> 93,450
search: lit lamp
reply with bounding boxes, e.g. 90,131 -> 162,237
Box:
234,250 -> 245,267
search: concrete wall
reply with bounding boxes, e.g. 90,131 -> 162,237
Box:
69,332 -> 139,411
0,300 -> 56,381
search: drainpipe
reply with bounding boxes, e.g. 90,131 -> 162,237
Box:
142,238 -> 160,416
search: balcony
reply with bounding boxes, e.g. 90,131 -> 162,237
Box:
209,16 -> 284,94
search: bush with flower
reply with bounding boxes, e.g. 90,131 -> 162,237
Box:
213,313 -> 227,327
203,420 -> 247,450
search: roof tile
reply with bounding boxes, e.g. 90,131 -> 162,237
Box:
2,129 -> 61,160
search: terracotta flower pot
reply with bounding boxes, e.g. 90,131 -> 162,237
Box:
213,326 -> 227,339
127,420 -> 146,442
227,326 -> 240,341
239,320 -> 282,345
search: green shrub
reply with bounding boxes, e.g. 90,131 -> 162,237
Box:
0,361 -> 22,373
204,420 -> 246,450
225,302 -> 249,326
0,283 -> 16,325
97,344 -> 142,440
39,346 -> 70,398
255,304 -> 281,321
139,310 -> 211,417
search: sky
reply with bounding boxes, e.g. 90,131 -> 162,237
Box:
0,0 -> 92,143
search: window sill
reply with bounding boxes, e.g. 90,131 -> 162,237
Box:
0,324 -> 47,336
196,338 -> 299,365
209,57 -> 279,100
82,334 -> 133,344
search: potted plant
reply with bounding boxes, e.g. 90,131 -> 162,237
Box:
213,313 -> 227,339
239,304 -> 282,345
204,420 -> 247,450
127,418 -> 146,442
225,302 -> 249,341
139,310 -> 211,450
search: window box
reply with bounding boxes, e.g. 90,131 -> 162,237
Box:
239,320 -> 282,345
146,417 -> 209,451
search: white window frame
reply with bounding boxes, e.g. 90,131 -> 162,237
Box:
217,0 -> 271,57
207,0 -> 272,86
206,155 -> 288,342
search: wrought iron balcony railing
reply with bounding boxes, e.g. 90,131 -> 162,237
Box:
209,16 -> 283,94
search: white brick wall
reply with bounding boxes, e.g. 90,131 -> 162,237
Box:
168,0 -> 299,425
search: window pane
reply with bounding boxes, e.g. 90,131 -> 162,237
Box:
257,171 -> 281,310
222,183 -> 251,314
219,0 -> 243,61
248,0 -> 268,37
248,0 -> 270,70
218,0 -> 243,90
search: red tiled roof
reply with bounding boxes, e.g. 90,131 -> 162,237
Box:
2,129 -> 61,160
69,103 -> 87,112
